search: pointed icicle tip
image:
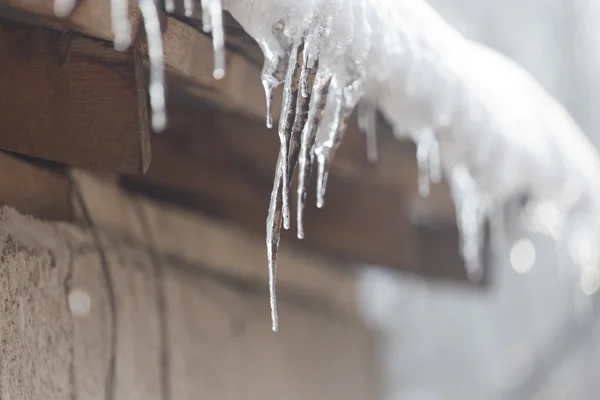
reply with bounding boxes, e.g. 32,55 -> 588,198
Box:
262,77 -> 278,129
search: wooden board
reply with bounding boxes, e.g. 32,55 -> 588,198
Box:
0,19 -> 151,173
0,0 -> 479,281
120,101 -> 471,282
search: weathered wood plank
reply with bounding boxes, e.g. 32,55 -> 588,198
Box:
121,102 -> 470,281
0,150 -> 362,306
0,19 -> 151,172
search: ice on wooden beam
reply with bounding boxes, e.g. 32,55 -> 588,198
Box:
219,0 -> 600,328
65,0 -> 600,329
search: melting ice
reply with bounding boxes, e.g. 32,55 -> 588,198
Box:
54,0 -> 600,330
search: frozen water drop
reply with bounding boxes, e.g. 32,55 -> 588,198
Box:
139,0 -> 167,132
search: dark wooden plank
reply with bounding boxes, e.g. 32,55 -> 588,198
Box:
121,102 -> 471,282
0,19 -> 150,173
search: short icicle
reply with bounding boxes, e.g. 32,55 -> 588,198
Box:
261,53 -> 288,128
201,0 -> 212,32
111,0 -> 132,51
278,43 -> 302,229
297,72 -> 331,239
314,85 -> 358,209
415,128 -> 441,197
208,0 -> 225,79
184,0 -> 194,17
164,0 -> 175,13
450,164 -> 487,282
139,0 -> 167,132
357,100 -> 379,163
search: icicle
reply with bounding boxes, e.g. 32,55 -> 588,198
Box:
209,0 -> 225,79
53,0 -> 76,18
199,0 -> 225,78
416,135 -> 431,198
357,101 -> 379,163
184,0 -> 194,17
297,72 -> 331,239
139,0 -> 167,132
314,91 -> 352,208
201,0 -> 212,33
266,155 -> 284,332
450,165 -> 487,282
111,0 -> 132,51
414,128 -> 440,198
260,51 -> 288,128
164,0 -> 175,13
278,43 -> 302,229
300,38 -> 319,99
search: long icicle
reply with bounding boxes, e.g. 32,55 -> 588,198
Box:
286,50 -> 316,212
297,72 -> 331,239
266,45 -> 302,331
266,154 -> 284,332
111,0 -> 132,51
278,43 -> 302,229
139,0 -> 167,132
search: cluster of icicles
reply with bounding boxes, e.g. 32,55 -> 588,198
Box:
55,0 -> 600,331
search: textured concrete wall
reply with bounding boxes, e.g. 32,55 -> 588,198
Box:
0,173 -> 379,400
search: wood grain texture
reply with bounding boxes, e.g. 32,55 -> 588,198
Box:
121,102 -> 471,282
0,19 -> 151,173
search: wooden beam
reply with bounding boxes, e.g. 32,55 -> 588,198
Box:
121,101 -> 471,282
0,19 -> 151,173
0,0 -> 476,282
0,0 -> 278,119
0,149 -> 365,307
